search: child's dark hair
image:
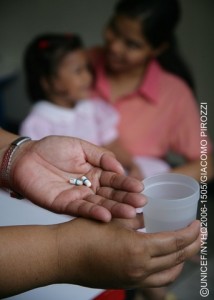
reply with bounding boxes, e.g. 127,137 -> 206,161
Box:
115,0 -> 195,90
24,33 -> 83,102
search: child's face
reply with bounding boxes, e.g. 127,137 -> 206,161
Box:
104,15 -> 157,73
53,49 -> 92,102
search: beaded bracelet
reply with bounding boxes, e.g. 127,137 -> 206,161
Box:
0,136 -> 31,199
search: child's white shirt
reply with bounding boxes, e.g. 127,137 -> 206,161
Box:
20,98 -> 119,146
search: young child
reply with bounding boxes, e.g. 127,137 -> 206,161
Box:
19,33 -> 143,179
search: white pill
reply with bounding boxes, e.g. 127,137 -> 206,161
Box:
69,178 -> 83,186
81,176 -> 92,187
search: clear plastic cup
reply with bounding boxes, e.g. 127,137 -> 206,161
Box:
142,173 -> 200,233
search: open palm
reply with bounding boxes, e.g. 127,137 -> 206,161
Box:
11,136 -> 144,221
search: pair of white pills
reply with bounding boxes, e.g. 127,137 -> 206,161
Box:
69,176 -> 92,187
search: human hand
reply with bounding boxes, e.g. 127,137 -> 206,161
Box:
10,136 -> 145,221
56,218 -> 200,289
0,216 -> 200,297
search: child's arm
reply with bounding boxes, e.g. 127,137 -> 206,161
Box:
105,139 -> 143,180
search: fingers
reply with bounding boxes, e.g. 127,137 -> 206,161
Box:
147,220 -> 200,257
85,184 -> 146,220
53,187 -> 112,222
67,199 -> 112,222
47,175 -> 145,222
142,264 -> 184,287
100,171 -> 144,193
100,153 -> 125,174
53,186 -> 144,222
52,186 -> 138,222
85,194 -> 137,219
96,187 -> 146,208
134,220 -> 200,285
81,140 -> 125,174
124,221 -> 200,288
148,228 -> 200,272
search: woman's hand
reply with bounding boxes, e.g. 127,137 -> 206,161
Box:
0,216 -> 200,297
56,218 -> 201,289
10,136 -> 145,221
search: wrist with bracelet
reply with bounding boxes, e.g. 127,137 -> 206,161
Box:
0,136 -> 32,199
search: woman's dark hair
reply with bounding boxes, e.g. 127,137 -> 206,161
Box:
24,33 -> 83,102
115,0 -> 195,90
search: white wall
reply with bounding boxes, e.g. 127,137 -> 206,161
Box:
0,0 -> 214,140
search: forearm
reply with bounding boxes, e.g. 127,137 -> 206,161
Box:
171,154 -> 214,182
0,224 -> 59,297
0,216 -> 201,297
0,129 -> 20,179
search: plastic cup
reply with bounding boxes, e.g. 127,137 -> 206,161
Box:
142,173 -> 200,233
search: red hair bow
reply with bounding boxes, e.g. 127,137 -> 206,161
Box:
38,40 -> 49,49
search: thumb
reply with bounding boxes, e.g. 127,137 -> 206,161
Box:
81,140 -> 125,174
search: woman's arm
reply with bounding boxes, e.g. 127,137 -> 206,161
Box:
0,217 -> 201,298
171,154 -> 214,182
0,224 -> 58,297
